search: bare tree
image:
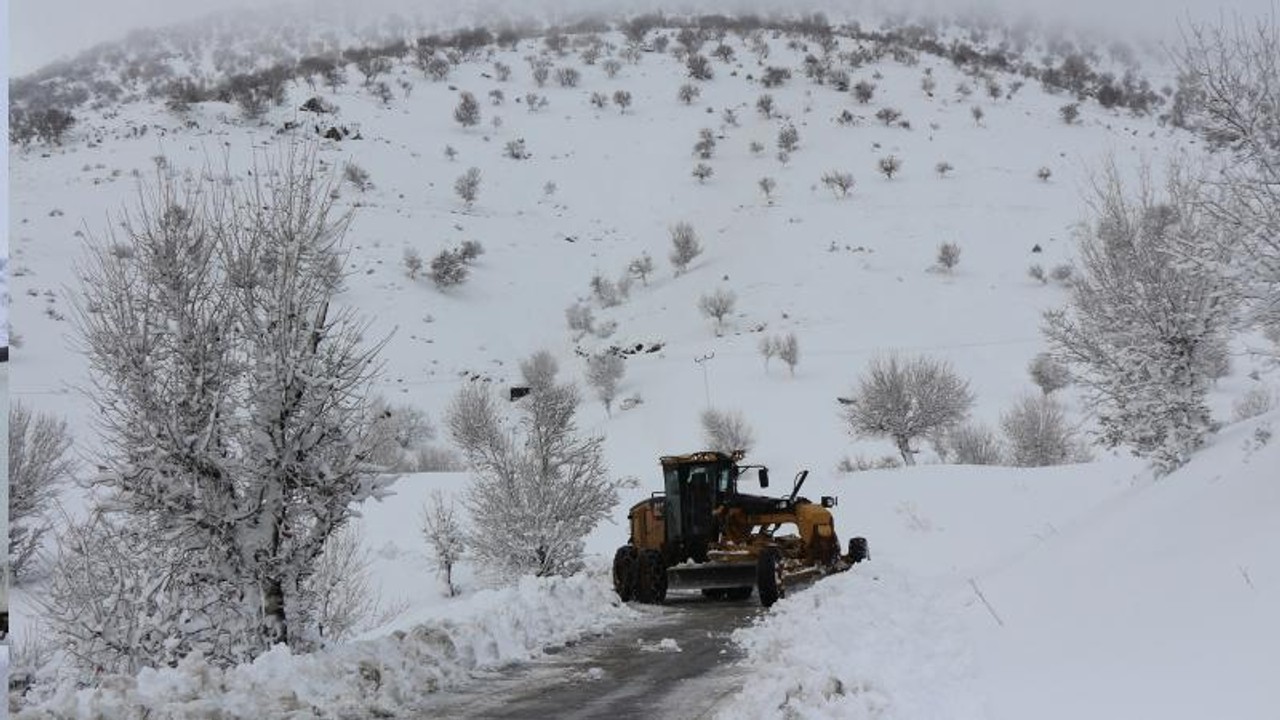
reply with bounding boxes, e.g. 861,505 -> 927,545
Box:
842,354 -> 974,465
678,83 -> 702,104
9,402 -> 74,581
1042,162 -> 1234,472
613,89 -> 633,113
421,490 -> 466,597
756,94 -> 775,118
430,248 -> 470,288
585,353 -> 626,415
878,155 -> 902,179
447,363 -> 629,578
821,171 -> 855,198
777,332 -> 800,376
777,125 -> 800,153
628,253 -> 654,285
302,522 -> 389,645
759,334 -> 778,371
758,176 -> 777,203
455,166 -> 481,208
1028,352 -> 1071,394
944,422 -> 1004,465
694,128 -> 717,159
700,408 -> 756,455
698,288 -> 737,332
454,91 -> 481,128
936,242 -> 961,272
1001,394 -> 1076,467
669,221 -> 703,275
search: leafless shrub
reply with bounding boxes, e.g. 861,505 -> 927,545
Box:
701,408 -> 756,455
10,402 -> 74,581
669,221 -> 703,274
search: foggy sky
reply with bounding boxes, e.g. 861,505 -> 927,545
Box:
8,0 -> 1278,77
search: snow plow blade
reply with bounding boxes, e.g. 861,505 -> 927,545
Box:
666,562 -> 757,590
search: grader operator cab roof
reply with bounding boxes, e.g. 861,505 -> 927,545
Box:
659,450 -> 744,466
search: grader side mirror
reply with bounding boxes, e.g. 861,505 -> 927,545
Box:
758,468 -> 769,488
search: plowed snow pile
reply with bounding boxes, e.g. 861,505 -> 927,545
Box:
19,571 -> 637,719
719,411 -> 1280,720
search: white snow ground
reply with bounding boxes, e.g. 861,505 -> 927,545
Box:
7,16 -> 1280,719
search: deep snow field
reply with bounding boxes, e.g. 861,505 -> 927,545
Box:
7,16 -> 1279,718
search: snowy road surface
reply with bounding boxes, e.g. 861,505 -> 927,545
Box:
418,593 -> 760,719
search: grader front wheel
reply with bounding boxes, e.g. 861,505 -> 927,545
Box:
757,547 -> 786,608
612,546 -> 639,601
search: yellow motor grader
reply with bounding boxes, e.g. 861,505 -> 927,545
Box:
612,451 -> 868,607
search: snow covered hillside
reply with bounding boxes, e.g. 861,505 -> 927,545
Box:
8,10 -> 1278,718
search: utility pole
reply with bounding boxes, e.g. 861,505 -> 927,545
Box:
694,351 -> 714,408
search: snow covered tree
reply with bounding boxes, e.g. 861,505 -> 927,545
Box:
692,163 -> 714,183
454,90 -> 481,127
821,170 -> 855,198
878,155 -> 902,179
777,124 -> 800,153
302,522 -> 384,645
70,144 -> 391,668
1028,352 -> 1070,394
944,422 -> 1004,465
1001,394 -> 1076,467
403,247 -> 423,279
521,349 -> 560,389
669,221 -> 702,275
447,362 -> 629,578
565,302 -> 595,337
613,89 -> 633,113
698,288 -> 736,332
701,408 -> 756,455
759,334 -> 778,371
628,253 -> 654,285
1042,162 -> 1234,472
678,83 -> 701,104
842,353 -> 974,465
366,397 -> 436,472
455,166 -> 481,208
9,401 -> 74,581
694,128 -> 717,159
936,242 -> 961,272
585,352 -> 626,416
777,332 -> 800,376
430,248 -> 469,287
421,490 -> 466,597
1176,16 -> 1280,350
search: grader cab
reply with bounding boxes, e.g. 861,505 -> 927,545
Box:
612,451 -> 868,607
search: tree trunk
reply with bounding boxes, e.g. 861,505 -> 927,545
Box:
895,435 -> 916,466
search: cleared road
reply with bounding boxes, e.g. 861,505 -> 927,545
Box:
418,592 -> 762,719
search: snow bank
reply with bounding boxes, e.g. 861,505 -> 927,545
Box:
17,569 -> 638,719
716,564 -> 984,720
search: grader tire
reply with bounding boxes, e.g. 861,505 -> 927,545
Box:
612,546 -> 639,601
848,537 -> 869,564
637,549 -> 668,604
757,547 -> 785,608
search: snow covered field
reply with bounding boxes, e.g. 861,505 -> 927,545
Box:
7,10 -> 1279,719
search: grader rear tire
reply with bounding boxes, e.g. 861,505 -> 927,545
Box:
637,549 -> 668,604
